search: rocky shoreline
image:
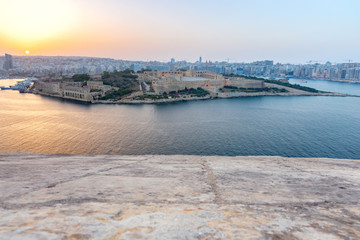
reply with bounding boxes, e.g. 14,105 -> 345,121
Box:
0,153 -> 359,239
33,89 -> 353,105
93,90 -> 351,104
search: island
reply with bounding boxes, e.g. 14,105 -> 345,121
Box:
30,69 -> 348,104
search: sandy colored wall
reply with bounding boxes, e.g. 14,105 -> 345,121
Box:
152,79 -> 264,94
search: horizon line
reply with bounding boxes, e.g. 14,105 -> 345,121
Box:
0,54 -> 357,65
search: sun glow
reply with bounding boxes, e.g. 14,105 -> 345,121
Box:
0,0 -> 77,44
25,50 -> 30,55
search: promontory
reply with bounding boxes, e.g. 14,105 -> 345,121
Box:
30,69 -> 348,104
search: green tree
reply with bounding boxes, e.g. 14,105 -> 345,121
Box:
102,71 -> 111,79
72,74 -> 90,82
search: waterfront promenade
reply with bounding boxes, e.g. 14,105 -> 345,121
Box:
0,154 -> 359,239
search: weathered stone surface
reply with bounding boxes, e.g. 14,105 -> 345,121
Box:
0,154 -> 359,239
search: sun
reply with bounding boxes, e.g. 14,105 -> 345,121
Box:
25,50 -> 30,55
0,0 -> 76,43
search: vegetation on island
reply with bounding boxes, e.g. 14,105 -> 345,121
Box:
98,88 -> 133,100
173,87 -> 209,97
99,70 -> 140,100
71,74 -> 91,82
224,73 -> 319,93
133,87 -> 209,101
220,85 -> 288,93
134,94 -> 172,101
263,79 -> 319,93
102,69 -> 138,87
62,74 -> 91,83
136,68 -> 152,73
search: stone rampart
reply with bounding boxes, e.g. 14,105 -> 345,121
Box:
152,78 -> 264,94
34,81 -> 62,96
0,154 -> 359,239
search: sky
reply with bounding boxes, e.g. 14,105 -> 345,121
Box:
0,0 -> 360,64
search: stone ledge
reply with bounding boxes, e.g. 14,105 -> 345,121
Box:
0,154 -> 359,239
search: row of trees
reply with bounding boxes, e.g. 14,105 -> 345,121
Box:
102,69 -> 138,80
168,87 -> 209,97
62,74 -> 91,82
98,88 -> 133,100
101,70 -> 139,90
263,79 -> 319,93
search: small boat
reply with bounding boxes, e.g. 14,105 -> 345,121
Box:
300,80 -> 307,83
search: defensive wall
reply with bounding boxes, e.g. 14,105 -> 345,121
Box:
33,80 -> 113,102
1,153 -> 359,239
152,78 -> 264,94
141,69 -> 264,94
145,69 -> 223,80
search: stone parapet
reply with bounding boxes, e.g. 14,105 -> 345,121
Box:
0,154 -> 359,239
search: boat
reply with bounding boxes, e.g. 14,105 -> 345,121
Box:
27,77 -> 38,81
300,80 -> 307,83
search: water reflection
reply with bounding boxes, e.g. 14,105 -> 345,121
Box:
1,79 -> 360,159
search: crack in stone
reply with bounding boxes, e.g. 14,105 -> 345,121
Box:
0,197 -> 106,210
201,158 -> 223,205
1,158 -> 148,202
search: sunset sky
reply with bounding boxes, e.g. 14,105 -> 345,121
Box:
1,0 -> 359,63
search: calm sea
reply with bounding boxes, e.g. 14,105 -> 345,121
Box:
1,78 -> 360,158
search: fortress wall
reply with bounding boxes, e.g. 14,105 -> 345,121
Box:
62,87 -> 92,102
153,79 -> 264,94
35,82 -> 62,96
230,79 -> 265,88
1,154 -> 359,240
34,81 -> 93,102
152,82 -> 188,93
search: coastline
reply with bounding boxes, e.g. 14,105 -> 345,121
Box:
291,77 -> 360,84
32,90 -> 353,105
4,76 -> 358,104
0,153 -> 359,239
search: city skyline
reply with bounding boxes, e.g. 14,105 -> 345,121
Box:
1,0 -> 360,64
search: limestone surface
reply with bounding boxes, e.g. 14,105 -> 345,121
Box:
0,154 -> 359,239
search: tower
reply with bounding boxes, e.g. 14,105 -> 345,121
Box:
3,54 -> 13,70
199,56 -> 202,63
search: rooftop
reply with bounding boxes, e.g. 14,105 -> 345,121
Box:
0,154 -> 359,239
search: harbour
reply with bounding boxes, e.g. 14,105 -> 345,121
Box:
1,78 -> 360,159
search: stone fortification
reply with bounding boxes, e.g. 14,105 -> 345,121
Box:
0,154 -> 359,239
143,69 -> 264,94
34,81 -> 62,96
145,69 -> 223,80
152,78 -> 264,94
33,80 -> 113,102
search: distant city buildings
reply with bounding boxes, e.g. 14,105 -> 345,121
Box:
130,63 -> 143,72
3,54 -> 13,70
0,54 -> 360,82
